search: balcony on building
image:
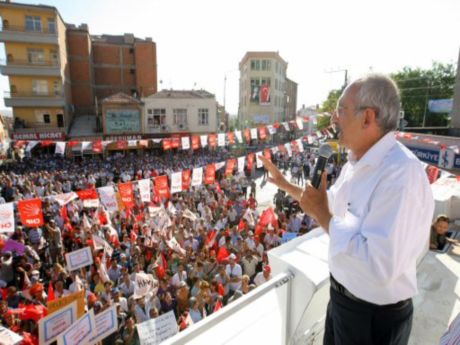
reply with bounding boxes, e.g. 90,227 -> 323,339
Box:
0,57 -> 60,76
4,90 -> 65,107
0,22 -> 59,44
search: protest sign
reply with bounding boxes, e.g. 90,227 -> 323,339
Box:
0,202 -> 14,233
65,246 -> 93,272
191,167 -> 203,187
47,290 -> 86,318
0,326 -> 23,345
58,309 -> 96,345
92,235 -> 114,257
138,179 -> 151,203
39,301 -> 77,345
136,310 -> 178,345
98,186 -> 119,212
133,272 -> 158,299
170,172 -> 182,194
88,306 -> 118,345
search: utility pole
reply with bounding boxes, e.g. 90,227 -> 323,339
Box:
325,68 -> 348,90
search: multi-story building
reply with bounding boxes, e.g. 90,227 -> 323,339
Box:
0,1 -> 158,140
142,90 -> 218,137
239,51 -> 297,126
0,1 -> 70,140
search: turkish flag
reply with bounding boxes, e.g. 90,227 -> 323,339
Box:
217,246 -> 230,264
214,299 -> 223,312
116,140 -> 128,150
206,229 -> 218,249
47,282 -> 55,302
258,127 -> 267,140
427,166 -> 440,184
191,136 -> 200,150
227,132 -> 235,145
40,140 -> 54,147
119,182 -> 135,209
264,148 -> 272,161
259,207 -> 278,228
67,140 -> 79,148
244,128 -> 251,143
171,136 -> 180,149
182,170 -> 191,190
205,164 -> 216,184
247,153 -> 255,171
155,175 -> 170,199
225,159 -> 236,177
163,139 -> 172,150
208,134 -> 217,148
76,189 -> 98,200
18,199 -> 44,227
93,140 -> 103,153
260,84 -> 270,103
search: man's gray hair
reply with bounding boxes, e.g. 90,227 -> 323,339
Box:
353,74 -> 401,134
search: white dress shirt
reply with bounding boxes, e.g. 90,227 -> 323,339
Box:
327,132 -> 434,305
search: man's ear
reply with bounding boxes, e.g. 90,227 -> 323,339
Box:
362,108 -> 378,129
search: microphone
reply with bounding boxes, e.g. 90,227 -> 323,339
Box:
311,144 -> 333,188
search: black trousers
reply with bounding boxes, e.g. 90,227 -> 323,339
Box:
324,287 -> 413,345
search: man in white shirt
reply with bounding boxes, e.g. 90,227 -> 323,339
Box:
225,253 -> 242,294
261,74 -> 434,345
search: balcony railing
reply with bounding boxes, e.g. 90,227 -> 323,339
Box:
5,91 -> 64,98
0,58 -> 59,67
0,24 -> 56,34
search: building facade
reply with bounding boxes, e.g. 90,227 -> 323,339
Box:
0,1 -> 70,140
238,51 -> 297,126
451,47 -> 460,136
142,90 -> 218,137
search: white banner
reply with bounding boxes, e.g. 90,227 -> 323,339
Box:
58,309 -> 96,345
136,310 -> 178,345
285,143 -> 292,157
0,326 -> 23,345
83,199 -> 100,208
296,138 -> 304,152
128,140 -> 137,147
133,272 -> 158,299
250,128 -> 258,140
39,301 -> 78,345
235,130 -> 243,143
307,135 -> 314,144
89,306 -> 118,345
26,141 -> 39,152
238,156 -> 246,173
181,136 -> 190,150
256,151 -> 263,168
81,141 -> 91,151
0,203 -> 14,234
97,186 -> 118,212
138,179 -> 151,203
191,167 -> 203,187
282,122 -> 290,131
218,133 -> 226,147
200,135 -> 208,148
170,172 -> 182,194
92,235 -> 114,258
65,247 -> 94,272
267,125 -> 276,135
215,161 -> 225,171
52,192 -> 78,206
296,118 -> 304,130
55,141 -> 66,155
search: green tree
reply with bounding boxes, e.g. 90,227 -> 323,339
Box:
320,89 -> 342,114
391,62 -> 456,127
316,114 -> 331,130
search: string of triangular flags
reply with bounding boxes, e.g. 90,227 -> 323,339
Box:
395,131 -> 459,153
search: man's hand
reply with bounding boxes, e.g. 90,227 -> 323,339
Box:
300,171 -> 332,232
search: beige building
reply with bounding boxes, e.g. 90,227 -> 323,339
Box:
142,90 -> 218,137
451,47 -> 460,136
239,51 -> 297,126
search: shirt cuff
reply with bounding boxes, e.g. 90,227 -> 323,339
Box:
328,212 -> 361,258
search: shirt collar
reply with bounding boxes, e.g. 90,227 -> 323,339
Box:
348,131 -> 397,169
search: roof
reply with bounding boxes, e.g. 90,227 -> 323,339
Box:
0,1 -> 66,26
101,92 -> 143,105
144,89 -> 215,99
90,34 -> 153,44
239,51 -> 288,68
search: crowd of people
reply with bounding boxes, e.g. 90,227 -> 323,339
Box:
0,145 -> 332,345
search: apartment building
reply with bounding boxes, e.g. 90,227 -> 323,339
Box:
239,51 -> 297,125
0,1 -> 70,140
142,90 -> 218,137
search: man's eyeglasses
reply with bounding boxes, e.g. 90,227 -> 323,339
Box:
335,105 -> 379,117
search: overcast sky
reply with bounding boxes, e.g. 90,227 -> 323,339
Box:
1,0 -> 459,115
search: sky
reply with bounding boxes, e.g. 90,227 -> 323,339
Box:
0,0 -> 459,116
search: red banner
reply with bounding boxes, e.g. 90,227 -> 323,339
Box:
40,140 -> 54,147
139,140 -> 149,148
247,153 -> 255,171
205,164 -> 216,184
119,182 -> 135,209
225,159 -> 236,177
67,141 -> 79,148
18,199 -> 44,227
76,189 -> 98,200
244,129 -> 251,143
291,140 -> 299,153
191,136 -> 200,150
260,84 -> 270,104
93,140 -> 103,153
427,166 -> 440,184
171,136 -> 180,149
264,148 -> 272,161
163,139 -> 172,150
155,175 -> 170,199
227,132 -> 235,145
259,127 -> 267,140
116,140 -> 128,150
208,134 -> 217,148
182,170 -> 191,190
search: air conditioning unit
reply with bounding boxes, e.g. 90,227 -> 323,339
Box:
178,123 -> 188,130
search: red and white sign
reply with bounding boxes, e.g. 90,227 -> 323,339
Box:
155,176 -> 170,199
192,167 -> 203,187
225,159 -> 236,176
118,182 -> 135,209
260,84 -> 271,104
182,170 -> 191,191
170,172 -> 182,194
227,132 -> 235,145
204,164 -> 216,184
18,198 -> 44,227
181,136 -> 190,150
0,203 -> 14,233
12,131 -> 65,140
97,186 -> 118,212
208,134 -> 217,148
191,136 -> 200,150
138,179 -> 151,203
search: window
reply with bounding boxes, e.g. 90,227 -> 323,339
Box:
43,114 -> 50,123
147,108 -> 166,128
130,69 -> 135,75
53,81 -> 61,95
250,60 -> 261,70
50,49 -> 58,65
173,109 -> 187,125
47,18 -> 56,33
27,49 -> 45,64
262,60 -> 272,71
25,16 -> 42,32
32,80 -> 48,95
198,108 -> 209,126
